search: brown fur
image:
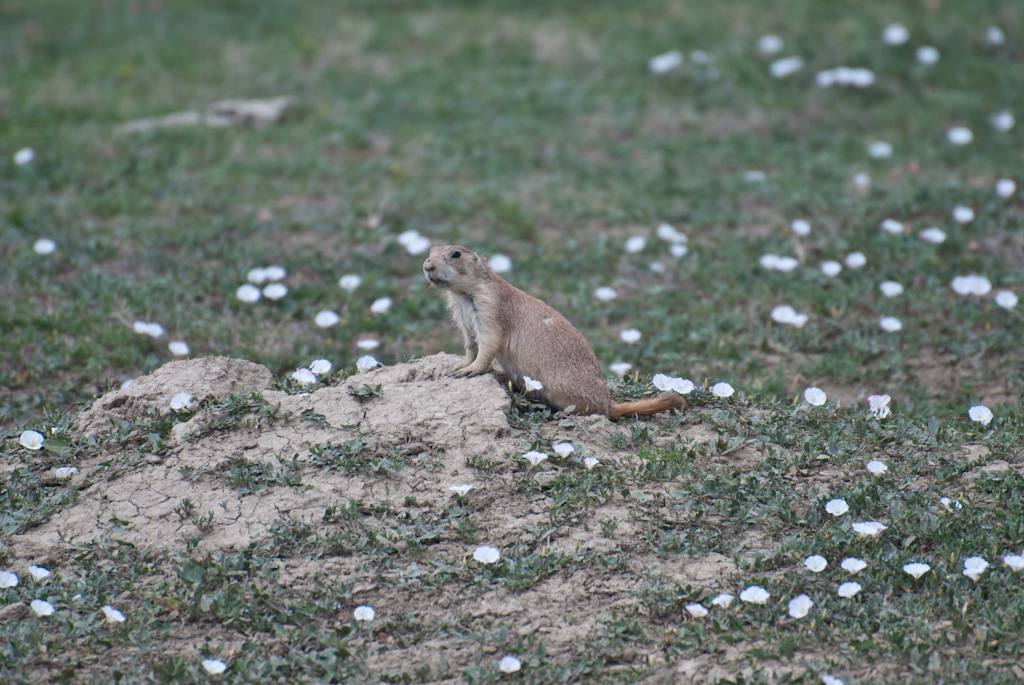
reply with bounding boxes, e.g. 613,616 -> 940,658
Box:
422,245 -> 684,419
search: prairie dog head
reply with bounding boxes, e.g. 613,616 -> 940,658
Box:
423,245 -> 490,292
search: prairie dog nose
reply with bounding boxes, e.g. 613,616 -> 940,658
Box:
423,258 -> 436,274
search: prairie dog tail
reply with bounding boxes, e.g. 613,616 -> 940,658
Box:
609,394 -> 685,419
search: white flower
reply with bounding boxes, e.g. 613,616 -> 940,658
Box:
963,556 -> 990,581
14,147 -> 35,165
170,392 -> 193,411
102,605 -> 126,623
916,46 -> 940,65
845,252 -> 867,269
405,236 -> 431,255
711,382 -> 734,398
866,460 -> 888,475
805,555 -> 827,573
291,368 -> 317,385
791,219 -> 811,236
745,170 -> 767,183
816,67 -> 874,88
594,287 -> 617,302
851,521 -> 888,537
522,376 -> 543,391
788,594 -> 813,619
236,284 -> 261,303
657,223 -> 687,243
804,387 -> 826,406
1002,555 -> 1024,572
791,314 -> 808,327
370,297 -> 392,314
133,321 -> 165,338
822,675 -> 845,685
852,173 -> 871,191
837,582 -> 862,598
314,311 -> 340,328
760,254 -> 780,270
951,275 -> 992,296
649,50 -> 683,74
357,339 -> 380,350
553,443 -> 574,458
841,558 -> 867,574
771,305 -> 797,324
986,26 -> 1006,45
686,603 -> 708,618
353,605 -> 375,621
820,261 -> 842,277
918,227 -> 946,244
625,236 -> 647,253
20,430 -> 44,450
53,467 -> 78,480
29,566 -> 51,581
775,256 -> 798,272
609,362 -> 632,376
33,238 -> 57,255
309,359 -> 332,375
397,230 -> 421,247
498,655 -> 522,673
879,317 -> 902,332
247,267 -> 268,284
489,255 -> 512,273
867,141 -> 892,158
903,563 -> 930,579
947,127 -> 973,145
868,394 -> 891,419
263,265 -> 286,282
770,56 -> 804,78
583,457 -> 600,470
31,599 -> 55,616
473,546 -> 501,564
968,405 -> 993,426
339,274 -> 362,291
826,499 -> 849,516
449,484 -> 473,496
356,355 -> 379,373
739,586 -> 769,604
939,497 -> 961,511
652,373 -> 675,391
202,659 -> 227,675
879,281 -> 903,298
757,34 -> 783,55
652,374 -> 695,395
711,593 -> 734,608
670,244 -> 689,258
991,111 -> 1015,133
523,451 -> 548,466
996,179 -> 1016,199
168,341 -> 190,356
0,571 -> 19,588
882,23 -> 909,46
620,329 -> 641,343
995,291 -> 1018,309
880,219 -> 904,235
262,283 -> 288,300
952,206 -> 975,224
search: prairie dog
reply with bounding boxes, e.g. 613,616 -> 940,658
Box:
422,245 -> 684,419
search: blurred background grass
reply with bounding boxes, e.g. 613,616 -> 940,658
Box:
2,0 -> 1022,426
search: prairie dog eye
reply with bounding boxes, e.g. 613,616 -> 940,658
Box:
451,251 -> 461,259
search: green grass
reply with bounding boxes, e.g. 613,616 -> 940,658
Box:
2,0 -> 1024,682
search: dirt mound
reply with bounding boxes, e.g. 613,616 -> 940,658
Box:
76,356 -> 275,437
17,354 -> 518,557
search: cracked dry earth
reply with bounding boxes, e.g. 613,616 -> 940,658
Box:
6,353 -> 782,683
